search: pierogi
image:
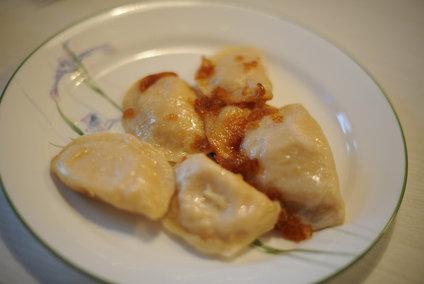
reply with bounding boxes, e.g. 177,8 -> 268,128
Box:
162,154 -> 281,257
51,46 -> 346,259
195,47 -> 273,104
51,132 -> 175,220
203,105 -> 251,160
242,104 -> 345,230
122,72 -> 206,162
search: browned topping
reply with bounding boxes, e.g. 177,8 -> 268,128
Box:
259,188 -> 313,241
254,83 -> 266,99
194,94 -> 280,179
239,83 -> 267,102
192,82 -> 308,242
234,55 -> 244,62
195,57 -> 215,80
271,112 -> 283,123
247,104 -> 278,121
190,86 -> 204,99
195,86 -> 272,118
211,118 -> 249,173
122,108 -> 135,120
194,92 -> 279,181
216,154 -> 260,179
212,86 -> 229,100
245,104 -> 279,130
192,135 -> 211,152
243,60 -> 258,71
234,100 -> 265,110
276,209 -> 313,242
164,113 -> 178,121
194,92 -> 226,116
138,72 -> 177,93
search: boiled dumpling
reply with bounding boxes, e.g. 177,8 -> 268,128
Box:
203,105 -> 251,160
51,132 -> 175,220
195,47 -> 273,104
122,72 -> 207,162
242,104 -> 344,230
162,154 -> 280,258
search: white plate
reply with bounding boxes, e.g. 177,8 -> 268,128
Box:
0,2 -> 406,283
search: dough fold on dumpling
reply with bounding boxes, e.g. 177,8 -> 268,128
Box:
122,72 -> 206,162
195,47 -> 273,104
203,105 -> 251,160
162,154 -> 280,258
242,104 -> 344,230
51,132 -> 175,220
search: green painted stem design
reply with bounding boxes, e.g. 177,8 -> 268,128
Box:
55,101 -> 84,136
63,44 -> 122,112
250,239 -> 354,256
49,142 -> 65,148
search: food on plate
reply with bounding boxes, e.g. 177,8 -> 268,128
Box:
195,47 -> 273,104
51,132 -> 175,220
122,72 -> 207,162
194,93 -> 314,241
162,154 -> 281,257
202,105 -> 251,163
194,93 -> 282,177
51,46 -> 345,258
242,104 -> 345,230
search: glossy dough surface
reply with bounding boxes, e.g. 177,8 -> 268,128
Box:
203,105 -> 251,160
242,104 -> 344,230
162,154 -> 281,257
122,75 -> 206,162
51,132 -> 175,220
196,47 -> 273,103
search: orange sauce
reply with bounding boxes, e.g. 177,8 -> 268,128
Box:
194,91 -> 310,241
192,135 -> 211,152
254,83 -> 266,100
194,90 -> 226,116
260,187 -> 312,241
138,72 -> 177,93
277,209 -> 313,242
243,60 -> 258,71
195,57 -> 215,80
194,91 -> 279,179
122,108 -> 135,120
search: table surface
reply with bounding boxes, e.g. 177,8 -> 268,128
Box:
0,0 -> 423,283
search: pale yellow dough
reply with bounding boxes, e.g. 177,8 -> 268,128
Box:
51,132 -> 175,220
196,46 -> 273,103
203,105 -> 251,159
162,154 -> 281,258
242,104 -> 345,230
122,75 -> 206,162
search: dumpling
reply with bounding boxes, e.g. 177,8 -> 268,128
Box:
195,47 -> 273,104
51,132 -> 175,220
203,105 -> 251,160
162,154 -> 281,258
242,104 -> 344,230
122,72 -> 207,162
